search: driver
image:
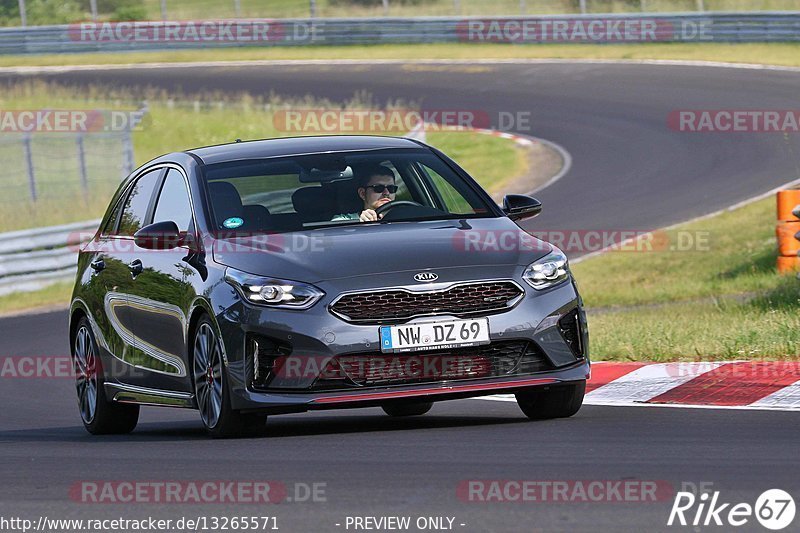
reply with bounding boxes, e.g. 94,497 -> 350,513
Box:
332,164 -> 398,222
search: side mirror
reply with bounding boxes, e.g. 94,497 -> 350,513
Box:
502,194 -> 542,221
134,221 -> 182,250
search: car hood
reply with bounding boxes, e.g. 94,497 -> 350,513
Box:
211,217 -> 552,284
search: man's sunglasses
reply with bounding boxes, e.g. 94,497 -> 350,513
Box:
365,184 -> 399,194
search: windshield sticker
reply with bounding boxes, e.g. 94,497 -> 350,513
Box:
222,217 -> 244,229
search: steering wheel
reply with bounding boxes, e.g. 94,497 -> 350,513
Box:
375,200 -> 423,217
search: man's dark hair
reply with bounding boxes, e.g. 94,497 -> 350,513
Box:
354,164 -> 395,189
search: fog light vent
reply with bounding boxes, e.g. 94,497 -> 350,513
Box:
248,335 -> 291,389
557,309 -> 584,359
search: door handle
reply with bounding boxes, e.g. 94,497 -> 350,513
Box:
90,258 -> 105,273
128,259 -> 143,277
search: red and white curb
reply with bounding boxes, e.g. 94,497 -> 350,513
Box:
481,361 -> 800,411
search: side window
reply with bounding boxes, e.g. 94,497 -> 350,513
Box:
153,169 -> 193,233
421,164 -> 473,214
115,169 -> 162,237
101,197 -> 123,236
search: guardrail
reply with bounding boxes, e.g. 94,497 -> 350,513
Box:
0,220 -> 99,296
0,12 -> 799,54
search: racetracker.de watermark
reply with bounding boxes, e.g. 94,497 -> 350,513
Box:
73,232 -> 328,255
456,18 -> 711,43
668,110 -> 800,133
272,109 -> 491,133
0,356 -> 73,379
457,480 -> 674,503
0,355 -> 149,380
69,481 -> 327,504
68,21 -> 323,43
0,110 -> 145,133
271,354 -> 491,381
452,229 -> 712,254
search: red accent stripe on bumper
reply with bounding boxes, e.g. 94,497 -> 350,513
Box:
311,377 -> 559,405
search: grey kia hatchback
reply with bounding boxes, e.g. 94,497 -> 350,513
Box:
69,136 -> 590,437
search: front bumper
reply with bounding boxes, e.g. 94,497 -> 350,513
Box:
214,277 -> 589,414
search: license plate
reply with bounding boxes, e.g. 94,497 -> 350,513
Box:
379,318 -> 490,353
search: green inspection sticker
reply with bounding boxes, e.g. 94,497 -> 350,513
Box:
222,217 -> 244,229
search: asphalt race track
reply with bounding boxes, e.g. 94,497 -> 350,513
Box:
1,61 -> 799,532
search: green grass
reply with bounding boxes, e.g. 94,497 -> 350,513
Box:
197,0 -> 796,19
587,293 -> 800,361
5,0 -> 794,25
142,0 -> 800,19
2,43 -> 800,68
0,281 -> 73,316
0,83 -> 526,233
572,197 -> 800,360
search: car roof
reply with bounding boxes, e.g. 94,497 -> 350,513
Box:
185,135 -> 426,165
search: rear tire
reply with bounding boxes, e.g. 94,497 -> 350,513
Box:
515,381 -> 585,420
192,315 -> 266,438
72,317 -> 139,435
381,400 -> 433,417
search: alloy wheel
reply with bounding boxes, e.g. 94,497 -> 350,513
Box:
73,326 -> 98,424
193,323 -> 223,429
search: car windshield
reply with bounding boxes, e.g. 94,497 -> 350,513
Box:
201,147 -> 495,234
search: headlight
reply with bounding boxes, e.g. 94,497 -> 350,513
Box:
224,268 -> 324,309
523,248 -> 569,290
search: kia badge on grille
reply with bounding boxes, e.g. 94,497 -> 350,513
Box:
414,272 -> 438,282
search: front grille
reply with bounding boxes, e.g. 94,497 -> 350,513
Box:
311,340 -> 552,390
330,281 -> 524,323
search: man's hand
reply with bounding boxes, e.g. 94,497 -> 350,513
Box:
359,209 -> 379,222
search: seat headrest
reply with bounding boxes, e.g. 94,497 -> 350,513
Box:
333,179 -> 364,215
208,181 -> 243,227
242,204 -> 270,230
292,187 -> 331,217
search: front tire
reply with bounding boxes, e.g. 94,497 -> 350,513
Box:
381,400 -> 433,417
72,317 -> 139,435
515,381 -> 585,420
192,316 -> 266,438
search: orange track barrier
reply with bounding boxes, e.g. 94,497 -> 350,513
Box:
777,256 -> 800,274
777,221 -> 800,256
777,190 -> 800,221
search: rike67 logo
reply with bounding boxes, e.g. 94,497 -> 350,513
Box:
668,489 -> 795,530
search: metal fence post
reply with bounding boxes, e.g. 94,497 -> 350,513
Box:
579,0 -> 587,15
122,130 -> 135,178
89,0 -> 98,21
520,0 -> 526,15
696,0 -> 705,11
160,0 -> 168,20
382,0 -> 389,16
77,134 -> 88,196
453,0 -> 460,15
310,0 -> 317,18
23,134 -> 36,201
17,0 -> 27,27
641,0 -> 647,12
234,0 -> 241,18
